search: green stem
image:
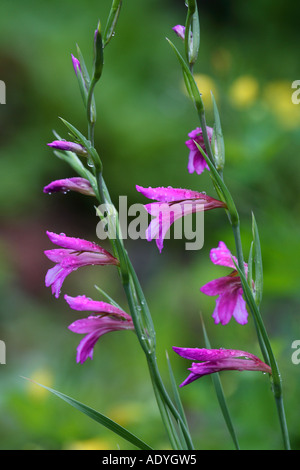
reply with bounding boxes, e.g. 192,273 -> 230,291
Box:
123,280 -> 194,450
94,167 -> 193,449
195,69 -> 290,451
231,223 -> 290,450
87,77 -> 97,142
147,354 -> 194,450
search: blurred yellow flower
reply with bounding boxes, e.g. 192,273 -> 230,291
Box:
26,368 -> 54,401
66,437 -> 115,450
107,402 -> 143,427
263,80 -> 300,129
229,75 -> 259,108
183,74 -> 218,109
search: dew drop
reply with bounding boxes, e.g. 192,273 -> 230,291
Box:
87,158 -> 94,168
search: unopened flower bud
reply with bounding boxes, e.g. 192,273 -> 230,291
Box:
172,25 -> 186,40
71,54 -> 81,76
93,21 -> 104,81
47,140 -> 88,157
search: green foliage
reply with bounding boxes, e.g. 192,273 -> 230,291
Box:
0,0 -> 300,450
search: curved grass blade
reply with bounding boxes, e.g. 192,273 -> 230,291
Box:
21,377 -> 153,450
166,351 -> 191,450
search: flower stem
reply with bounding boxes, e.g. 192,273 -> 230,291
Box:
231,222 -> 290,450
94,168 -> 194,449
196,76 -> 291,451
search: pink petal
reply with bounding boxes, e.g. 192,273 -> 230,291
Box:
68,316 -> 134,364
212,288 -> 248,325
232,288 -> 248,325
46,231 -> 109,254
200,275 -> 236,296
172,25 -> 185,40
65,295 -> 131,320
136,185 -> 209,203
173,347 -> 255,362
187,149 -> 209,175
75,329 -> 102,363
45,265 -> 72,299
210,241 -> 238,269
43,177 -> 95,196
190,358 -> 271,376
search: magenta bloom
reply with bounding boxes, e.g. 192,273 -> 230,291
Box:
172,25 -> 186,40
136,185 -> 226,253
47,140 -> 87,156
44,231 -> 119,298
173,347 -> 272,387
200,241 -> 248,325
43,177 -> 95,196
71,54 -> 81,76
65,295 -> 134,364
185,127 -> 213,175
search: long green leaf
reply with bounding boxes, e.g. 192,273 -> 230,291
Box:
252,213 -> 263,307
247,241 -> 254,292
103,0 -> 122,47
165,351 -> 190,450
211,92 -> 225,172
21,378 -> 153,450
166,37 -> 204,113
194,141 -> 239,225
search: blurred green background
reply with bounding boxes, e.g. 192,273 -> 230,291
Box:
0,0 -> 299,450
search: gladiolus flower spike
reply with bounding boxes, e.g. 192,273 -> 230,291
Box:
173,346 -> 272,387
44,231 -> 119,299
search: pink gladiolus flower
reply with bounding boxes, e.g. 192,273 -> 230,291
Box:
44,231 -> 119,298
200,241 -> 248,325
185,127 -> 213,175
173,346 -> 271,387
136,185 -> 226,253
43,177 -> 95,196
47,140 -> 87,157
65,295 -> 134,364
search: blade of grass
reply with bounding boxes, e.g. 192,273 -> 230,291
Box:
21,377 -> 153,450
